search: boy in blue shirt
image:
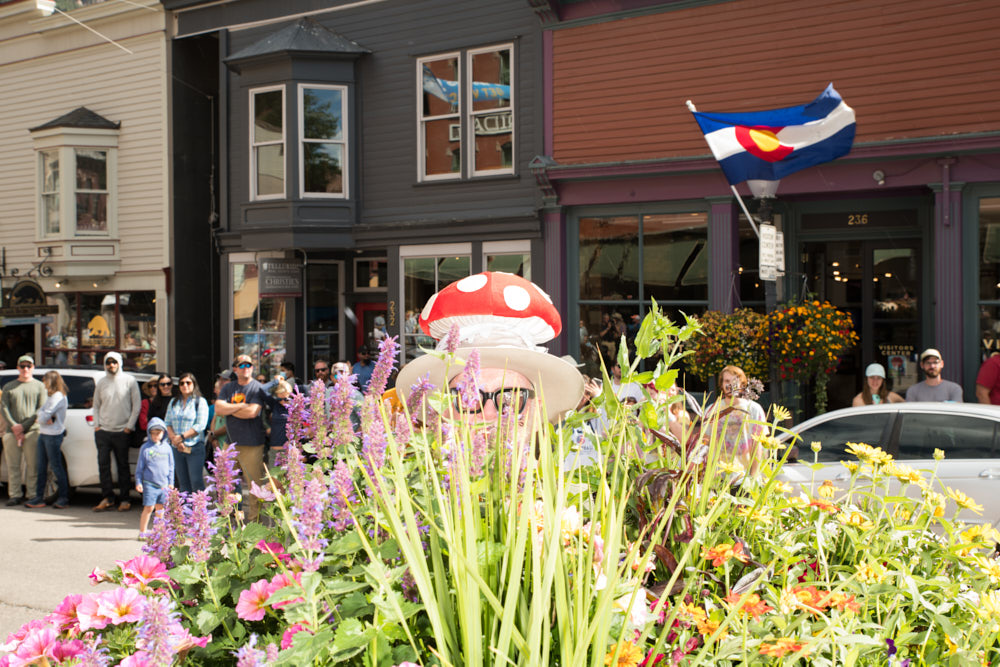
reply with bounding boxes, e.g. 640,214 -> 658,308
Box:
135,417 -> 174,535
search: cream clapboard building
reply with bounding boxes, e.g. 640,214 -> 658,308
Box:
0,0 -> 170,372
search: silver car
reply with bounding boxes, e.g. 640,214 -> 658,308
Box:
778,402 -> 1000,526
0,367 -> 153,492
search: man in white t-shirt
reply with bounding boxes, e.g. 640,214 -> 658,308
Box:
905,348 -> 963,402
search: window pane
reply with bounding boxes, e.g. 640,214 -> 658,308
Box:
76,149 -> 107,189
233,263 -> 259,332
253,90 -> 283,143
258,297 -> 286,332
76,193 -> 107,233
255,144 -> 284,196
873,248 -> 919,319
303,143 -> 343,194
119,291 -> 156,356
62,375 -> 94,410
79,292 -> 117,350
979,198 -> 1000,300
42,151 -> 59,190
306,264 -> 340,331
438,255 -> 471,285
423,118 -> 460,177
797,413 -> 891,462
260,332 -> 285,380
303,87 -> 343,140
897,413 -> 996,460
471,49 -> 511,113
307,333 -> 339,366
403,257 -> 440,362
980,304 -> 1000,360
421,58 -> 459,116
356,259 -> 387,289
578,306 -> 639,376
738,214 -> 765,302
486,253 -> 530,280
473,110 -> 512,172
43,195 -> 60,235
579,216 -> 640,301
643,213 -> 708,303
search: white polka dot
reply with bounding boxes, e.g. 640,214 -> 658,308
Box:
420,292 -> 438,321
456,274 -> 488,292
531,282 -> 553,304
503,285 -> 531,311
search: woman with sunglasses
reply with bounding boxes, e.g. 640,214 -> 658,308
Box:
164,373 -> 209,492
139,374 -> 175,432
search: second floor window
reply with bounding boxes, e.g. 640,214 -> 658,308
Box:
251,86 -> 285,199
37,147 -> 114,237
299,84 -> 347,198
418,44 -> 514,182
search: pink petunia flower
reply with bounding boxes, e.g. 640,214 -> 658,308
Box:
88,567 -> 112,585
9,625 -> 58,667
281,623 -> 312,650
249,481 -> 276,501
118,650 -> 153,667
235,580 -> 274,622
45,594 -> 84,633
268,572 -> 304,609
75,594 -> 110,632
96,587 -> 146,625
116,555 -> 171,589
51,638 -> 86,662
255,540 -> 291,564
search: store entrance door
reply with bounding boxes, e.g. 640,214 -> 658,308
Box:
800,239 -> 922,413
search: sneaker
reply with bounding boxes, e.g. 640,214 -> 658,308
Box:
117,502 -> 132,512
6,497 -> 24,507
93,498 -> 114,512
52,503 -> 69,510
25,502 -> 46,509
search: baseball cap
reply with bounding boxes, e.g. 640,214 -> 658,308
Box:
864,363 -> 886,378
919,348 -> 942,362
17,354 -> 34,366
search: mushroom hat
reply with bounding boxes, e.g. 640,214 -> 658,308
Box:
396,271 -> 584,421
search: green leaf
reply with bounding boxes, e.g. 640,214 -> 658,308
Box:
338,591 -> 371,618
478,540 -> 506,568
170,564 -> 201,585
195,608 -> 220,634
654,369 -> 679,392
328,531 -> 364,556
330,617 -> 376,654
323,579 -> 369,595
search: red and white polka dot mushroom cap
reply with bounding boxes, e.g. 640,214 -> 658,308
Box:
419,272 -> 561,346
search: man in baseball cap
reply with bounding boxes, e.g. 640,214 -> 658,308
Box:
905,348 -> 963,402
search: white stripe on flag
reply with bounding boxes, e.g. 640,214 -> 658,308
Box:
702,101 -> 855,162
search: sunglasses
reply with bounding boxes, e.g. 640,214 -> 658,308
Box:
159,381 -> 172,387
179,380 -> 193,386
314,366 -> 329,373
450,386 -> 535,415
18,363 -> 33,369
105,360 -> 118,366
236,362 -> 253,369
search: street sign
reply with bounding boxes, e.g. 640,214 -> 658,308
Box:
760,223 -> 777,281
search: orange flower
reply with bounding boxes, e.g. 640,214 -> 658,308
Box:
724,592 -> 773,621
808,498 -> 839,513
826,591 -> 861,613
701,542 -> 749,567
760,637 -> 808,658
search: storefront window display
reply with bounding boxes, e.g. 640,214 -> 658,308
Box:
306,262 -> 342,365
978,197 -> 1000,359
233,261 -> 286,381
402,253 -> 470,362
43,291 -> 156,371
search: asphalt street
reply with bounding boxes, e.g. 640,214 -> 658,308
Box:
0,487 -> 143,640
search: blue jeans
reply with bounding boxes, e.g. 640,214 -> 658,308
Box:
173,440 -> 206,493
30,432 -> 69,506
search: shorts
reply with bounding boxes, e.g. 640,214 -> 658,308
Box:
142,483 -> 168,507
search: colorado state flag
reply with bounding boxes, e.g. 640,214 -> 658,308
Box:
690,84 -> 856,185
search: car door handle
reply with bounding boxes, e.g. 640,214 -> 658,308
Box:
979,469 -> 1000,479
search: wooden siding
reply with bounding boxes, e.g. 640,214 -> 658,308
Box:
551,0 -> 1000,164
0,22 -> 167,273
221,0 -> 542,231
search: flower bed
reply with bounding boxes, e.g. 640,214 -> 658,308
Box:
3,310 -> 997,666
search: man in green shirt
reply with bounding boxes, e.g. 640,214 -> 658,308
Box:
1,355 -> 46,505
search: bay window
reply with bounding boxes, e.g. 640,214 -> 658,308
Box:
299,84 -> 348,198
251,86 -> 286,199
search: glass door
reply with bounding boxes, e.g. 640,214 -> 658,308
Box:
800,240 -> 921,413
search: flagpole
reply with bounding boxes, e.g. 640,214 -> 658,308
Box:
730,185 -> 760,238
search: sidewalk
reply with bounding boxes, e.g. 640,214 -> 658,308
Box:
0,488 -> 142,639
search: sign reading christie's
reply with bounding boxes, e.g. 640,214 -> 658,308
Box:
259,260 -> 303,298
0,280 -> 58,317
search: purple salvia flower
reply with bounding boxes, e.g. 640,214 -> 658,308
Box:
327,374 -> 358,451
206,443 -> 240,518
283,387 -> 314,444
233,634 -> 268,667
143,488 -> 185,565
136,596 -> 181,665
309,378 -> 329,445
444,322 -> 460,354
393,410 -> 412,446
75,639 -> 111,667
186,490 -> 219,563
265,642 -> 279,663
365,335 -> 399,399
329,461 -> 358,531
453,348 -> 482,410
470,429 -> 488,477
292,478 -> 330,557
284,443 -> 308,501
405,374 -> 438,428
360,410 -> 388,495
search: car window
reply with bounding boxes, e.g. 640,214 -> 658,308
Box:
896,413 -> 997,460
796,413 -> 892,462
63,376 -> 96,410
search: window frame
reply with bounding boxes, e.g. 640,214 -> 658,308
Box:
416,43 -> 515,183
34,144 -> 118,240
249,85 -> 287,201
304,260 -> 345,365
298,83 -> 349,200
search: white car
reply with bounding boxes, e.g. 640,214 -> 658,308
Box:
0,367 -> 154,493
778,402 -> 1000,526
